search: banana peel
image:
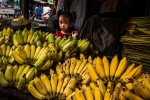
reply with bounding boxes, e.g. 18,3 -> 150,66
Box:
11,18 -> 29,25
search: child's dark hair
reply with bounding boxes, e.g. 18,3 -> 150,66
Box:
58,11 -> 77,23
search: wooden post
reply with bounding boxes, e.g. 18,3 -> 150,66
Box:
22,0 -> 29,19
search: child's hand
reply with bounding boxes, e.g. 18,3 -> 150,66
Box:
72,31 -> 78,38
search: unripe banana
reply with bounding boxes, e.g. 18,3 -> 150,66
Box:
22,28 -> 28,44
56,72 -> 65,95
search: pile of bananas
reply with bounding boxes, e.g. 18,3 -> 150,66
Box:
11,18 -> 29,25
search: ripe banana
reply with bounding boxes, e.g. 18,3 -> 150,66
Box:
0,71 -> 9,86
55,62 -> 63,75
30,44 -> 36,60
16,74 -> 26,91
75,88 -> 86,100
34,54 -> 47,68
12,64 -> 18,82
74,60 -> 82,75
28,84 -> 46,99
102,56 -> 110,81
109,55 -> 119,81
24,44 -> 31,59
33,46 -> 41,59
34,77 -> 48,96
95,87 -> 103,100
85,86 -> 94,100
77,59 -> 87,74
15,64 -> 26,82
1,44 -> 6,56
97,79 -> 106,97
69,57 -> 77,76
25,67 -> 35,83
5,64 -> 13,82
51,74 -> 58,96
56,72 -> 65,95
5,45 -> 11,57
22,28 -> 28,44
11,50 -> 25,64
19,64 -> 31,79
13,33 -> 19,46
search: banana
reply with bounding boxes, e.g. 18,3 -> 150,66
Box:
122,87 -> 143,100
77,39 -> 88,47
125,83 -> 133,90
15,45 -> 27,60
54,36 -> 61,45
33,46 -> 41,60
60,37 -> 71,48
51,74 -> 58,96
16,29 -> 24,44
89,81 -> 97,91
13,33 -> 19,46
132,64 -> 143,79
59,75 -> 71,96
30,31 -> 38,44
75,88 -> 85,100
58,36 -> 67,47
142,73 -> 150,90
55,62 -> 63,75
54,50 -> 63,62
74,59 -> 82,75
85,86 -> 94,100
36,40 -> 42,46
19,64 -> 31,79
80,64 -> 88,76
8,45 -> 16,57
0,37 -> 4,46
15,64 -> 26,82
64,50 -> 71,60
22,28 -> 28,44
36,47 -> 46,59
38,59 -> 52,71
109,55 -> 119,81
43,41 -> 48,47
120,63 -> 135,81
12,64 -> 18,82
77,59 -> 87,74
2,28 -> 7,36
5,45 -> 11,57
79,41 -> 90,53
0,71 -> 9,86
64,58 -> 71,75
95,57 -> 106,81
69,57 -> 77,76
88,63 -> 99,82
48,33 -> 55,44
24,44 -> 31,59
28,84 -> 46,99
27,29 -> 34,43
34,54 -> 47,68
122,65 -> 142,83
97,79 -> 106,97
56,71 -> 65,95
95,87 -> 103,100
133,80 -> 150,99
104,87 -> 111,100
1,44 -> 6,56
16,74 -> 26,91
102,56 -> 110,81
25,67 -> 35,83
30,44 -> 36,60
40,74 -> 52,95
11,50 -> 25,64
0,47 -> 2,56
49,68 -> 55,76
81,75 -> 91,85
5,64 -> 13,82
111,82 -> 122,100
114,57 -> 127,80
80,53 -> 86,61
34,77 -> 48,96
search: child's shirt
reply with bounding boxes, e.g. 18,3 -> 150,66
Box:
55,31 -> 71,39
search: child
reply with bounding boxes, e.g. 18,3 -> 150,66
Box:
55,11 -> 78,38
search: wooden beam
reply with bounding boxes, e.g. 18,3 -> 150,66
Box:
22,0 -> 29,19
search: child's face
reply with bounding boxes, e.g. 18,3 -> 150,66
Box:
59,15 -> 73,33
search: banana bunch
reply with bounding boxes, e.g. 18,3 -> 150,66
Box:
87,55 -> 143,83
0,28 -> 14,45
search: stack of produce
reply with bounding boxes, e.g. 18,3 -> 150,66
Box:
121,17 -> 150,72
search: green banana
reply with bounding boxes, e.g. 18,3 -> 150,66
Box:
16,74 -> 26,91
79,41 -> 90,53
34,54 -> 47,68
58,36 -> 67,47
48,33 -> 55,44
54,36 -> 61,45
30,31 -> 38,44
13,33 -> 19,46
16,29 -> 24,44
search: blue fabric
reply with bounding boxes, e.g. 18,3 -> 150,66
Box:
36,7 -> 42,16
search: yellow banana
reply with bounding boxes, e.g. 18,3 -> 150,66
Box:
133,81 -> 150,99
38,59 -> 51,70
87,55 -> 93,64
77,59 -> 87,74
5,64 -> 13,82
1,44 -> 6,56
75,88 -> 86,100
123,87 -> 143,100
74,59 -> 82,75
40,74 -> 52,95
28,84 -> 46,99
55,62 -> 63,75
80,64 -> 88,76
95,87 -> 103,100
142,73 -> 150,90
33,46 -> 41,59
95,57 -> 106,81
34,54 -> 47,68
69,57 -> 77,76
125,83 -> 133,90
114,57 -> 127,80
102,56 -> 110,81
132,64 -> 142,79
27,29 -> 34,43
34,77 -> 48,96
24,44 -> 31,59
15,45 -> 27,60
15,64 -> 26,82
5,45 -> 11,57
122,65 -> 142,83
12,64 -> 18,82
120,63 -> 135,81
85,86 -> 94,100
56,71 -> 65,95
81,75 -> 91,85
11,50 -> 25,64
109,55 -> 119,81
36,47 -> 45,59
89,81 -> 97,91
111,82 -> 122,100
0,71 -> 9,86
97,79 -> 106,97
64,59 -> 71,75
49,68 -> 55,76
30,44 -> 36,60
51,74 -> 58,96
54,50 -> 63,62
19,64 -> 31,79
22,28 -> 28,44
88,63 -> 99,82
104,87 -> 111,100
